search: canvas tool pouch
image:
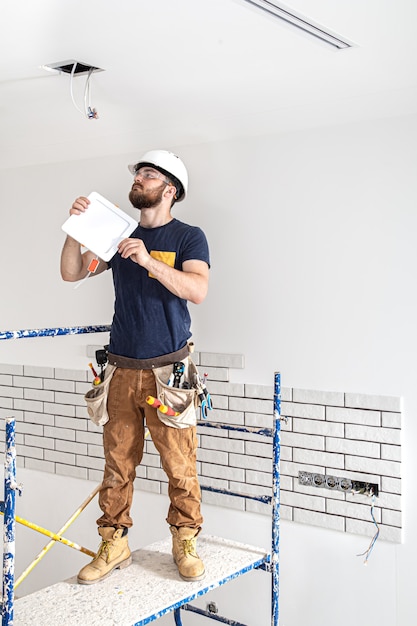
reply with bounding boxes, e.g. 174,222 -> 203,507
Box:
153,357 -> 200,429
84,364 -> 117,426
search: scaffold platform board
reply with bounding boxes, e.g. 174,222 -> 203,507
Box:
14,534 -> 270,626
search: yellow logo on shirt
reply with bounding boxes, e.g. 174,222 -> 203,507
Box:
149,250 -> 176,278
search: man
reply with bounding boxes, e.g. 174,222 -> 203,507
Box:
60,150 -> 210,585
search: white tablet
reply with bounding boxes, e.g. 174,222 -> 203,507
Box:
61,192 -> 138,261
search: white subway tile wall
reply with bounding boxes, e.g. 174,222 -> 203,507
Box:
0,354 -> 402,543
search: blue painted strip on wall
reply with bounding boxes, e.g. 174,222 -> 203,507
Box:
0,325 -> 111,341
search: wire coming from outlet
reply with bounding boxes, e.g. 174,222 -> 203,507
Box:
298,471 -> 381,563
70,63 -> 99,120
357,495 -> 380,565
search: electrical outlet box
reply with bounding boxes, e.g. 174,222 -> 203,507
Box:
351,480 -> 379,497
298,471 -> 379,497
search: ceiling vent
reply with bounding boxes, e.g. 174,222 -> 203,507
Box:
42,60 -> 104,76
41,60 -> 103,120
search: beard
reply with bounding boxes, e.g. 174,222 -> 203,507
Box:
129,182 -> 166,210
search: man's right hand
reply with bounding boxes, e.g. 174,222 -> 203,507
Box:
70,196 -> 90,216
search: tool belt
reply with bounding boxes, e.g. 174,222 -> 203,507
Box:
84,342 -> 212,429
107,344 -> 190,370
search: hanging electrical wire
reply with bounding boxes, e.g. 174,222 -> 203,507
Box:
356,494 -> 380,565
69,62 -> 99,120
84,67 -> 98,119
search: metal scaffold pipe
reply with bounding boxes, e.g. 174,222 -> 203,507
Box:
13,484 -> 101,590
0,325 -> 110,341
2,418 -> 18,626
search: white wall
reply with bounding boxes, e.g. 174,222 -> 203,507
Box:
1,113 -> 417,625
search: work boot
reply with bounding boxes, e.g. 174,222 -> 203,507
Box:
170,526 -> 205,582
77,527 -> 132,585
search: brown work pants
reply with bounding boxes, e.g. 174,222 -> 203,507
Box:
97,368 -> 203,530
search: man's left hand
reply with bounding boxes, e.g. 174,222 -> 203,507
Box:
118,238 -> 150,267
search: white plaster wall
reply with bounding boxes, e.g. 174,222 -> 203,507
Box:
1,113 -> 417,625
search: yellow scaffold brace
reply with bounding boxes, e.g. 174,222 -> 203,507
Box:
0,483 -> 101,589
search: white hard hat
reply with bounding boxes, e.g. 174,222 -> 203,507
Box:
128,150 -> 188,201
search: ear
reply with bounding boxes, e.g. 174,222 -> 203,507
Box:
165,185 -> 176,200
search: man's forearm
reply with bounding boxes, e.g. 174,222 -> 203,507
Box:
60,236 -> 88,282
144,256 -> 209,305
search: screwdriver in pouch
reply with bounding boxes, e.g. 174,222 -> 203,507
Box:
146,396 -> 180,417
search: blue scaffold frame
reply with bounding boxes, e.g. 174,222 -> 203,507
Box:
0,324 -> 281,626
172,370 -> 281,626
1,419 -> 18,626
0,325 -> 110,626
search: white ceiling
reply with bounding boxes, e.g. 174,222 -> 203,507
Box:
1,0 -> 416,170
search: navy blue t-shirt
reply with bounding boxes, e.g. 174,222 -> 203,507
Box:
107,219 -> 210,360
